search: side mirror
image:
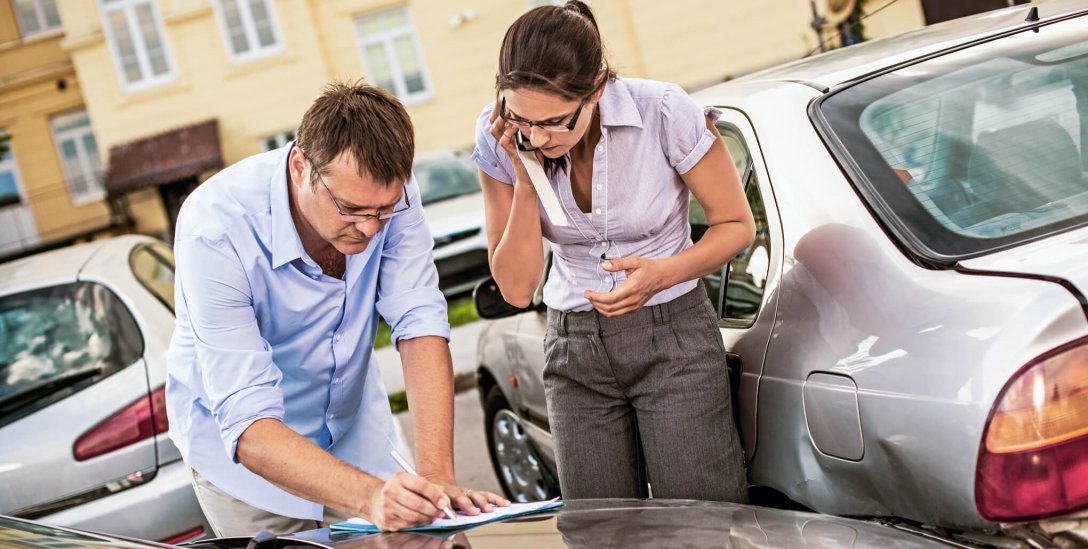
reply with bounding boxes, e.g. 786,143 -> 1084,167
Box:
473,277 -> 535,319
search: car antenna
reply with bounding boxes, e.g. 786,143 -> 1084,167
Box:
1025,6 -> 1039,23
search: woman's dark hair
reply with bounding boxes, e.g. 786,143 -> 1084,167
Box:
496,1 -> 616,173
497,1 -> 614,98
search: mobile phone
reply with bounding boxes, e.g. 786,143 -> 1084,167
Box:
515,130 -> 538,152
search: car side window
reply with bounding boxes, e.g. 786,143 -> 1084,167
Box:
130,243 -> 175,313
689,122 -> 766,322
0,282 -> 142,421
723,182 -> 770,324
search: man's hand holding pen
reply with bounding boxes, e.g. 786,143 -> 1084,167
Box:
367,472 -> 452,532
374,442 -> 509,532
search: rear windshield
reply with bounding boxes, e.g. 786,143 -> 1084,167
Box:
818,17 -> 1088,260
415,156 -> 481,205
0,282 -> 141,422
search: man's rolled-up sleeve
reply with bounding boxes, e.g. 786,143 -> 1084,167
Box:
375,177 -> 451,349
175,234 -> 285,461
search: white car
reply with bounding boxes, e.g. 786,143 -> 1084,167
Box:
415,152 -> 489,296
0,235 -> 211,543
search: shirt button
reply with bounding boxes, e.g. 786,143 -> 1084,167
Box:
329,413 -> 335,419
334,378 -> 341,384
335,334 -> 341,342
311,275 -> 319,280
596,184 -> 602,190
596,145 -> 604,153
595,208 -> 602,215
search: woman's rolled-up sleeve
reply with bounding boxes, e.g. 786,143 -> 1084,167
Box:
660,84 -> 723,174
471,103 -> 516,185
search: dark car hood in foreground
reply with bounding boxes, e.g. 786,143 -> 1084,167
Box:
279,499 -> 951,548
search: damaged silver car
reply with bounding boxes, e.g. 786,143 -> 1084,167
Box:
474,1 -> 1088,546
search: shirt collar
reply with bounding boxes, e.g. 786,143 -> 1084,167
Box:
270,142 -> 307,269
598,78 -> 643,129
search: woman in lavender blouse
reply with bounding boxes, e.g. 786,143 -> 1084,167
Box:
472,1 -> 755,501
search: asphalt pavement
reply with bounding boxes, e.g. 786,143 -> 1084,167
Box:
377,320 -> 504,496
395,390 -> 503,495
374,321 -> 485,395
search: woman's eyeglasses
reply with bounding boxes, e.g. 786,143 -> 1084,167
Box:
499,96 -> 587,133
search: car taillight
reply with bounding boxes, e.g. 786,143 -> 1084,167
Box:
73,386 -> 169,462
976,337 -> 1088,522
161,526 -> 205,544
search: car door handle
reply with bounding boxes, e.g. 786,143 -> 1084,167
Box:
725,352 -> 742,394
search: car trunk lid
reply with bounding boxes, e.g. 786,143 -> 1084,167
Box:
958,226 -> 1088,317
0,359 -> 158,517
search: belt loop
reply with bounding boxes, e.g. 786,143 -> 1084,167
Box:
559,310 -> 569,337
661,302 -> 671,324
651,304 -> 662,324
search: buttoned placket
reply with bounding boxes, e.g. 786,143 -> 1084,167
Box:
593,126 -> 619,290
326,274 -> 348,442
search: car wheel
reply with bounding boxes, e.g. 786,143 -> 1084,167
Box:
484,386 -> 559,502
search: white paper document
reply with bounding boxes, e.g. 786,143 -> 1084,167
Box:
331,498 -> 563,533
517,149 -> 570,227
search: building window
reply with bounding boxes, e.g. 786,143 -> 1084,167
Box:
262,129 -> 295,151
354,7 -> 433,104
13,0 -> 62,37
213,0 -> 282,62
99,0 -> 174,91
262,130 -> 294,152
0,132 -> 22,209
51,111 -> 106,205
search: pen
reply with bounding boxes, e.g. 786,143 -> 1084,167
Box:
389,448 -> 457,520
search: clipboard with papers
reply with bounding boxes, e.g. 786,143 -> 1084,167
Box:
330,498 -> 563,533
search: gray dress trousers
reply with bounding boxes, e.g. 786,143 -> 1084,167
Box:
543,281 -> 748,502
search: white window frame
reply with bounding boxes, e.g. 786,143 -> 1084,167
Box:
0,132 -> 41,254
98,0 -> 176,93
51,110 -> 106,206
12,0 -> 63,38
0,132 -> 25,208
354,7 -> 434,105
262,129 -> 295,152
211,0 -> 283,64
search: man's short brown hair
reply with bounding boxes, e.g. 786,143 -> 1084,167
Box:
295,80 -> 414,186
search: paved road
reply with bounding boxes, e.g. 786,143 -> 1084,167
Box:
379,320 -> 504,495
395,390 -> 503,495
374,321 -> 485,395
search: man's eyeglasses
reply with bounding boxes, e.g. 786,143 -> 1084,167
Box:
309,161 -> 410,223
499,96 -> 587,134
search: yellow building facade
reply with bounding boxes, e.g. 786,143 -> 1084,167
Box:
0,0 -> 113,258
4,0 -> 926,247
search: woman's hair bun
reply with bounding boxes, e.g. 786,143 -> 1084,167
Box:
563,1 -> 599,31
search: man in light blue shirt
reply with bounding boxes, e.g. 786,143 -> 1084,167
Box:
166,81 -> 506,536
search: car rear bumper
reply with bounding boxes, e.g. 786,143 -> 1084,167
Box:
39,458 -> 210,543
